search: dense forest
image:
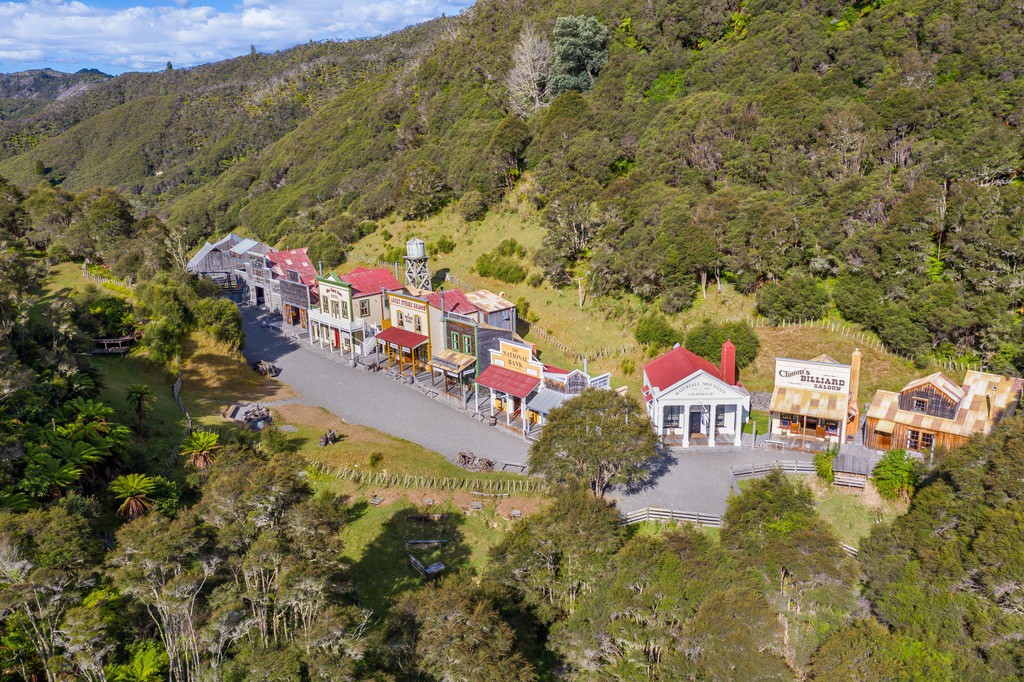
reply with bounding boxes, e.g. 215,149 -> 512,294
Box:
2,0 -> 1023,369
0,177 -> 1022,677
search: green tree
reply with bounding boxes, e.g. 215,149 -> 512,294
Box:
179,430 -> 221,472
109,474 -> 157,521
684,319 -> 760,369
124,384 -> 156,431
547,16 -> 609,96
871,449 -> 919,501
634,314 -> 681,349
529,388 -> 658,497
756,275 -> 830,322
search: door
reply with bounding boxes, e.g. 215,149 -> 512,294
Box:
255,286 -> 265,305
334,329 -> 341,348
689,410 -> 703,435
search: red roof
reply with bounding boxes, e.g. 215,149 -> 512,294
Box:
643,345 -> 722,393
340,267 -> 402,297
422,289 -> 479,316
476,365 -> 540,399
544,364 -> 569,375
376,326 -> 428,348
267,248 -> 318,286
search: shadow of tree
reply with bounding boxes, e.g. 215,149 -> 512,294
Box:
431,268 -> 450,290
350,501 -> 475,615
620,448 -> 679,495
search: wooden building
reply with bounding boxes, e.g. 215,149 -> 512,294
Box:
378,291 -> 431,375
464,290 -> 517,332
309,267 -> 402,357
244,248 -> 319,328
641,341 -> 750,447
769,350 -> 861,446
187,234 -> 273,288
864,370 -> 1023,453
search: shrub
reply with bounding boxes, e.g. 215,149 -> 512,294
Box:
194,297 -> 244,351
621,358 -> 635,375
814,445 -> 838,485
684,320 -> 760,370
381,244 -> 405,263
872,449 -> 919,501
458,191 -> 488,222
476,253 -> 527,283
430,234 -> 456,254
634,314 -> 681,349
756,275 -> 830,322
495,238 -> 527,258
527,272 -> 544,288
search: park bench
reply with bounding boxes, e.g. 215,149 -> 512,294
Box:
405,539 -> 449,549
764,439 -> 786,451
407,553 -> 446,578
369,496 -> 385,506
471,501 -> 484,511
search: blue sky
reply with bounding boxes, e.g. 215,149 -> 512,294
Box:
0,0 -> 470,74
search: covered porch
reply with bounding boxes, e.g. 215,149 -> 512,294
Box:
375,326 -> 429,376
474,365 -> 541,441
656,401 -> 744,448
429,349 -> 477,406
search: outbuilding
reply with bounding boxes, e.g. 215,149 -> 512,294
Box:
641,340 -> 750,447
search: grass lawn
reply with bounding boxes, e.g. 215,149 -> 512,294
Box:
742,409 -> 770,435
628,519 -> 721,543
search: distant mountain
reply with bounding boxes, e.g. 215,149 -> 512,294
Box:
0,68 -> 110,100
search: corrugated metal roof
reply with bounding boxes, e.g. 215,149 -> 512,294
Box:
769,386 -> 848,421
901,372 -> 966,404
340,267 -> 402,297
527,389 -> 573,415
644,346 -> 723,394
376,326 -> 428,349
229,238 -> 261,256
833,453 -> 872,475
465,290 -> 515,313
476,365 -> 540,399
186,242 -> 215,272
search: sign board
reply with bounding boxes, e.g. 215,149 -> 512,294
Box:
279,279 -> 311,310
589,373 -> 612,390
390,294 -> 427,314
775,358 -> 851,394
668,374 -> 741,400
490,340 -> 543,378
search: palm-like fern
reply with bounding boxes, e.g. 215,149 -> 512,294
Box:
179,430 -> 221,471
109,473 -> 156,520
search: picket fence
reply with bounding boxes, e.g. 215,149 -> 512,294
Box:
322,465 -> 546,494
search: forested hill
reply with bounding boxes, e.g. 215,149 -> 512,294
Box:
3,0 -> 1024,367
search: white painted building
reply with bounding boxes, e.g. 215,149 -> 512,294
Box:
641,340 -> 750,447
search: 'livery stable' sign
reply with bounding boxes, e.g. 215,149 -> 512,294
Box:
775,358 -> 851,394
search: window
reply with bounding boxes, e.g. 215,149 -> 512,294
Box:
414,316 -> 422,333
921,432 -> 934,450
463,334 -> 473,354
663,405 -> 682,428
450,331 -> 460,352
715,410 -> 726,428
907,429 -> 920,450
341,301 -> 349,319
330,300 -> 340,318
396,311 -> 404,327
359,299 -> 370,317
912,397 -> 928,413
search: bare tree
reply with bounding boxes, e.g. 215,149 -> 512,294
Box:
507,24 -> 552,118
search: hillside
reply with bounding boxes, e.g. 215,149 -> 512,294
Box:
2,0 -> 1024,369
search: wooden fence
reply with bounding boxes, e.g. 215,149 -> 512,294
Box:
731,460 -> 817,480
172,374 -> 192,433
322,465 -> 546,494
622,507 -> 722,527
840,543 -> 859,558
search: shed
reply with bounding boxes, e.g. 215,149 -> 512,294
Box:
832,452 -> 871,489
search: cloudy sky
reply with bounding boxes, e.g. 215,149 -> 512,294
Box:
0,0 -> 470,74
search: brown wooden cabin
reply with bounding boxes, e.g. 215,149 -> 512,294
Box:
865,371 -> 1023,453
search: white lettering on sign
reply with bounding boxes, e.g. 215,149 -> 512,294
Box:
774,358 -> 851,394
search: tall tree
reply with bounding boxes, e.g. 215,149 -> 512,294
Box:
529,388 -> 657,497
506,24 -> 551,117
124,384 -> 156,432
547,16 -> 609,96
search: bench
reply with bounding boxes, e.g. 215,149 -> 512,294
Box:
510,509 -> 522,520
407,553 -> 446,578
405,539 -> 449,548
763,439 -> 786,451
369,496 -> 385,506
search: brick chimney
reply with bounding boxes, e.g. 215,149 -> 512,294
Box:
720,337 -> 736,386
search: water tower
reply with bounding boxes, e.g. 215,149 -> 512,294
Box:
404,238 -> 431,290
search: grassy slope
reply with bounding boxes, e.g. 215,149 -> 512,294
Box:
343,194 -> 934,401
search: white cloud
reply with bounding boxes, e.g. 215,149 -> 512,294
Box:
0,0 -> 470,73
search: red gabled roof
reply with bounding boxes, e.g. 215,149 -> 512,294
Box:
476,365 -> 541,399
422,289 -> 480,316
544,364 -> 569,375
267,248 -> 318,286
643,345 -> 722,393
376,326 -> 428,349
340,267 -> 402,297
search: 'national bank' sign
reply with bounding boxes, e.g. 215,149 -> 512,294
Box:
775,358 -> 851,394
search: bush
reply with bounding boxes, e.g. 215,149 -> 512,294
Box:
194,297 -> 244,351
684,320 -> 760,370
527,273 -> 544,288
458,191 -> 488,222
872,449 -> 919,501
476,253 -> 527,284
634,314 -> 681,349
381,244 -> 405,263
494,238 -> 527,258
756,275 -> 830,322
430,234 -> 456,254
814,445 -> 838,485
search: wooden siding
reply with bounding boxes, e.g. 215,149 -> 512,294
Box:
865,416 -> 968,452
898,385 -> 957,419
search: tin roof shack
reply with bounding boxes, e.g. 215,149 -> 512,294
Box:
308,268 -> 402,357
187,234 -> 274,290
865,371 -> 1024,453
641,340 -> 750,448
769,350 -> 861,447
464,290 -> 517,332
832,452 -> 871,488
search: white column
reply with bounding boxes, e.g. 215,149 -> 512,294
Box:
682,404 -> 690,448
490,388 -> 495,417
734,403 -> 743,446
708,402 -> 717,448
474,383 -> 480,413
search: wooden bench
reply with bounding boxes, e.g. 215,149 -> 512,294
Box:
408,553 -> 446,578
764,439 -> 786,451
405,539 -> 449,549
369,496 -> 385,506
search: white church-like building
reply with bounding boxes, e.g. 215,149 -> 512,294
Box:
641,340 -> 750,447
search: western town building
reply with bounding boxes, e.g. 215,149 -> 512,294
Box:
186,233 -> 273,288
377,290 -> 432,375
244,247 -> 319,329
463,290 -> 517,332
642,340 -> 750,447
309,267 -> 403,357
864,370 -> 1023,453
768,350 -> 862,446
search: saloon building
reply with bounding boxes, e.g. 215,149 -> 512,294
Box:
309,267 -> 402,357
768,350 -> 861,446
642,340 -> 749,447
864,370 -> 1023,453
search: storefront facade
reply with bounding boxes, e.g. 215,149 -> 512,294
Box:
378,292 -> 430,374
768,354 -> 857,445
309,268 -> 400,357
